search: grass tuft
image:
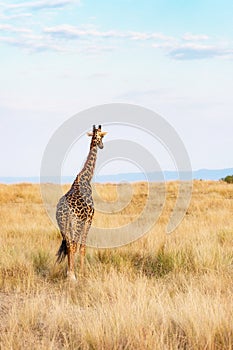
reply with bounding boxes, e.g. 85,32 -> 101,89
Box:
131,245 -> 174,278
32,250 -> 51,277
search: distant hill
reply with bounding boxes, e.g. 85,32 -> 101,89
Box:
1,168 -> 233,184
192,168 -> 233,181
94,168 -> 233,182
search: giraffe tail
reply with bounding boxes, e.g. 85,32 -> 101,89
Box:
56,239 -> 68,263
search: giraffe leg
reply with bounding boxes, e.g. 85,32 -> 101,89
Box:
79,244 -> 86,276
79,215 -> 93,276
67,242 -> 78,281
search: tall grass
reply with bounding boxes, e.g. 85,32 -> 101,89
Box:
0,181 -> 232,349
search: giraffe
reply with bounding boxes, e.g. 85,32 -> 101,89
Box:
56,124 -> 107,280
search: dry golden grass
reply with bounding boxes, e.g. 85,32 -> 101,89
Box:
0,181 -> 233,349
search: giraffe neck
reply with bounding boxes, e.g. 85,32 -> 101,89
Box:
80,145 -> 98,181
72,138 -> 98,187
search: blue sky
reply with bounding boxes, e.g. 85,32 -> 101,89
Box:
1,0 -> 233,176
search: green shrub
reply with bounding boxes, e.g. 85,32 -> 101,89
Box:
221,175 -> 233,183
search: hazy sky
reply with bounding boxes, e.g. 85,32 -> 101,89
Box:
1,0 -> 233,176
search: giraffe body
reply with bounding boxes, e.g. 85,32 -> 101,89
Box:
56,125 -> 107,280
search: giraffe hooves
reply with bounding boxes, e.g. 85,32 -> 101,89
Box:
67,271 -> 77,282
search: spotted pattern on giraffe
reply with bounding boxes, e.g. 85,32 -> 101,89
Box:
56,125 -> 107,280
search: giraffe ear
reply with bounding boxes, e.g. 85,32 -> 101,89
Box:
87,132 -> 93,137
100,132 -> 107,136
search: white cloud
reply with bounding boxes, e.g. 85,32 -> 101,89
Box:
0,29 -> 115,55
83,45 -> 115,55
0,34 -> 66,52
1,20 -> 232,61
0,12 -> 32,20
153,41 -> 233,60
170,46 -> 233,60
4,0 -> 78,11
44,25 -> 128,39
128,31 -> 175,41
0,23 -> 31,33
44,25 -> 176,42
182,33 -> 209,41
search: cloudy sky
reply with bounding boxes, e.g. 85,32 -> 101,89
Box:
1,0 -> 233,177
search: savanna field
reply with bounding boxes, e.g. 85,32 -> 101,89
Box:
0,181 -> 232,350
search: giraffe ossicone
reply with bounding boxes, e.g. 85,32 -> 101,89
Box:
56,124 -> 107,280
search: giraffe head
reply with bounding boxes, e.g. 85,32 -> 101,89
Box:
87,125 -> 107,149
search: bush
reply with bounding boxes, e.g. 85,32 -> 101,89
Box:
221,175 -> 233,184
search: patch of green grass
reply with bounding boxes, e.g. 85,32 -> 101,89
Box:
131,245 -> 174,278
94,250 -> 131,272
92,245 -> 194,278
32,250 -> 51,277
